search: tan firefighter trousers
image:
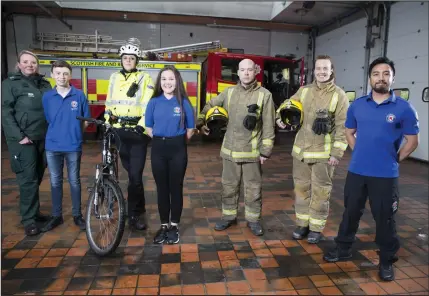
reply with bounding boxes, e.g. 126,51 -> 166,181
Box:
221,159 -> 262,222
293,157 -> 335,232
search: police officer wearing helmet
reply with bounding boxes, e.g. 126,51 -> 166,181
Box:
104,37 -> 155,230
1,50 -> 52,236
197,58 -> 276,236
276,55 -> 349,244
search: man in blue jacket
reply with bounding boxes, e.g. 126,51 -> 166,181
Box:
323,57 -> 419,282
41,60 -> 91,232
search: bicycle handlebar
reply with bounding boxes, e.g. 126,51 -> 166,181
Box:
76,116 -> 106,126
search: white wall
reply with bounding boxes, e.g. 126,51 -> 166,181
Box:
5,15 -> 309,72
387,1 -> 428,161
315,17 -> 367,96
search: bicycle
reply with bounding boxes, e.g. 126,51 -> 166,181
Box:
77,114 -> 140,256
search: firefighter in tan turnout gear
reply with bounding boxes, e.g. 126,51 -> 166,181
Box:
277,55 -> 349,244
197,59 -> 276,236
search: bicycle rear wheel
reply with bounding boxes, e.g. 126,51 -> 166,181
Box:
85,176 -> 126,256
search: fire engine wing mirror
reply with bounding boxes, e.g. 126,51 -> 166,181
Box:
346,91 -> 356,102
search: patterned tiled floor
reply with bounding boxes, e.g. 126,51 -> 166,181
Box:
2,133 -> 428,295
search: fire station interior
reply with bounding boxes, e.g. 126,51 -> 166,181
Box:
1,1 -> 428,295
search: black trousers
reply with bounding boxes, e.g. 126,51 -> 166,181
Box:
335,171 -> 400,264
151,135 -> 188,224
115,129 -> 149,217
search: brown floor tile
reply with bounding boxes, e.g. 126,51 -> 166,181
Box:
162,244 -> 180,254
114,275 -> 138,289
250,279 -> 271,292
63,291 -> 88,295
258,257 -> 280,268
112,288 -> 136,295
46,248 -> 69,257
205,282 -> 227,295
161,263 -> 180,274
226,280 -> 251,294
336,261 -> 360,272
309,275 -> 335,288
181,243 -> 198,253
221,259 -> 241,269
317,286 -> 343,295
182,284 -> 205,295
415,265 -> 429,276
275,291 -> 299,295
136,287 -> 159,295
201,260 -> 221,269
319,263 -> 343,274
159,285 -> 182,295
66,247 -> 88,257
126,238 -> 146,247
270,248 -> 290,256
289,277 -> 315,290
218,250 -> 237,261
92,277 -> 115,289
396,279 -> 427,293
15,257 -> 42,269
243,268 -> 267,281
359,282 -> 388,295
377,281 -> 408,294
400,266 -> 427,278
181,252 -> 199,262
138,275 -> 159,288
37,257 -> 63,268
270,278 -> 294,291
254,248 -> 274,257
88,289 -> 112,295
297,288 -> 320,295
4,249 -> 29,259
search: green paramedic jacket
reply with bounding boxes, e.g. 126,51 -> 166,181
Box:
198,81 -> 276,163
1,72 -> 52,142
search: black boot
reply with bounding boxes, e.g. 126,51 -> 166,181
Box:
129,214 -> 147,230
292,226 -> 309,240
25,223 -> 41,236
379,262 -> 395,281
214,219 -> 237,231
73,215 -> 86,230
247,221 -> 264,236
307,231 -> 322,244
41,216 -> 64,232
323,246 -> 352,263
153,225 -> 169,244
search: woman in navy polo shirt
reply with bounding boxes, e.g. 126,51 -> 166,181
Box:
145,65 -> 195,244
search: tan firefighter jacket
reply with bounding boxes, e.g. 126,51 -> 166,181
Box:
276,80 -> 349,163
198,81 -> 276,163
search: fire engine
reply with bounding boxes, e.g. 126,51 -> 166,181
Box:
34,31 -> 305,138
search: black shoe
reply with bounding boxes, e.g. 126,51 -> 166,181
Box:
167,225 -> 180,244
129,215 -> 147,230
247,221 -> 264,236
153,225 -> 169,244
323,246 -> 353,263
35,213 -> 51,222
41,216 -> 64,232
292,226 -> 309,240
25,223 -> 41,236
307,231 -> 322,244
214,219 -> 237,231
379,262 -> 395,281
73,215 -> 86,230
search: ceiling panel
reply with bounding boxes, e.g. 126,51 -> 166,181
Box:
55,1 -> 277,21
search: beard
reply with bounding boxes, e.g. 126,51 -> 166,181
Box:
372,82 -> 389,94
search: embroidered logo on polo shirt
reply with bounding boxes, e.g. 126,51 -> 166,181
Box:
71,100 -> 78,111
386,113 -> 396,123
173,107 -> 181,117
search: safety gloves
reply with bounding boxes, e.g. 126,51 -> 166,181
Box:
243,104 -> 259,131
312,109 -> 331,135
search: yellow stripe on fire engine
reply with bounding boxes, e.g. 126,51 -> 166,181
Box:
39,59 -> 201,70
88,94 -> 97,101
217,82 -> 234,94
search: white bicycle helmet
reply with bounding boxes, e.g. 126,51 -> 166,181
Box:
119,37 -> 142,58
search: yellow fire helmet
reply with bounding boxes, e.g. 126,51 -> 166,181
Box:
279,99 -> 303,130
205,106 -> 229,131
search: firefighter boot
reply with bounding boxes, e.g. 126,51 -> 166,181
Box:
293,226 -> 309,240
247,221 -> 264,236
214,219 -> 237,231
323,246 -> 352,263
308,231 -> 322,244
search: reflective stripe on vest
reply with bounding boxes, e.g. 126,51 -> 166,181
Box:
221,91 -> 264,159
294,91 -> 340,159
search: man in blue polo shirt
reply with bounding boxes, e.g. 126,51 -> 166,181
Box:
41,60 -> 91,232
323,57 -> 419,281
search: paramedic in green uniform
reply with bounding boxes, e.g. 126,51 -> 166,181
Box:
1,50 -> 52,236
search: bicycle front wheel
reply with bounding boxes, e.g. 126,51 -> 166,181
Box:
85,177 -> 126,256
